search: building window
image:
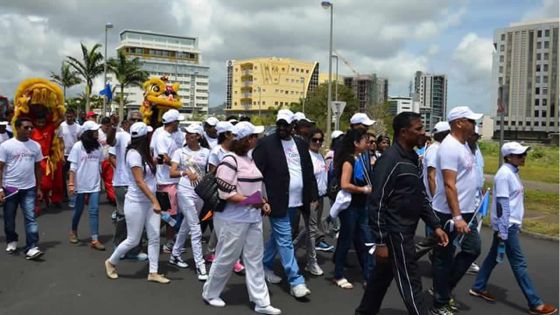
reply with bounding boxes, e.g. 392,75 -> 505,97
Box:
536,76 -> 541,83
537,65 -> 541,71
550,121 -> 555,126
537,53 -> 541,60
537,42 -> 542,49
543,88 -> 548,95
545,29 -> 550,37
543,75 -> 548,82
535,99 -> 540,106
274,101 -> 278,105
541,110 -> 547,117
536,87 -> 540,94
511,121 -> 516,126
504,121 -> 508,126
544,41 -> 550,49
544,52 -> 549,60
500,44 -> 505,51
499,55 -> 504,62
262,101 -> 266,105
526,121 -> 531,126
543,99 -> 547,106
534,121 -> 539,126
501,34 -> 505,40
499,66 -> 504,73
541,121 -> 546,126
543,64 -> 549,71
538,30 -> 542,37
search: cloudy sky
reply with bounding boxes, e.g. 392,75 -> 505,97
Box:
0,0 -> 558,115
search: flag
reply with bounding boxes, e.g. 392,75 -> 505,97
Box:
99,83 -> 112,102
479,189 -> 490,217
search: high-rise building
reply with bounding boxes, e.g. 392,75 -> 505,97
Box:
225,57 -> 319,114
343,74 -> 388,112
413,71 -> 447,131
492,19 -> 559,141
388,96 -> 420,116
109,30 -> 210,116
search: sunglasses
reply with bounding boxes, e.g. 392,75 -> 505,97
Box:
311,138 -> 323,143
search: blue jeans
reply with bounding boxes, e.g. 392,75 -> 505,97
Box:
72,192 -> 100,240
472,225 -> 543,308
334,205 -> 373,280
263,209 -> 305,287
2,187 -> 39,251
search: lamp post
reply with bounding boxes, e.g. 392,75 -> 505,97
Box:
321,1 -> 333,138
103,22 -> 113,117
331,54 -> 339,101
301,76 -> 306,114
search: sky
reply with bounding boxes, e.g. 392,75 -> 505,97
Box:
0,0 -> 558,115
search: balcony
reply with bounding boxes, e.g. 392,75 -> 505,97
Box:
241,74 -> 253,81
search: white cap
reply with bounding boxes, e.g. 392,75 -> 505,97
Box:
233,121 -> 264,140
294,112 -> 314,123
162,109 -> 185,124
331,130 -> 344,139
184,123 -> 204,136
130,122 -> 153,138
447,106 -> 483,122
501,141 -> 530,156
81,121 -> 100,132
276,109 -> 294,124
0,121 -> 9,126
350,113 -> 375,126
216,121 -> 234,134
205,117 -> 219,126
432,121 -> 450,134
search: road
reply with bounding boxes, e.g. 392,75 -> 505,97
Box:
0,199 -> 558,315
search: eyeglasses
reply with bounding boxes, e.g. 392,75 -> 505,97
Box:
311,138 -> 323,143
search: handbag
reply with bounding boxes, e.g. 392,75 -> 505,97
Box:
194,156 -> 237,213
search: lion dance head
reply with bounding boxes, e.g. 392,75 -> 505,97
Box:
140,76 -> 182,127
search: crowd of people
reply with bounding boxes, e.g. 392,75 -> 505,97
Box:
0,102 -> 557,315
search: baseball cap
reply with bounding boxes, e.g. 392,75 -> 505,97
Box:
86,111 -> 98,118
331,130 -> 344,139
294,112 -> 314,124
216,121 -> 234,134
232,121 -> 264,140
184,123 -> 204,135
0,121 -> 9,126
81,120 -> 100,132
276,109 -> 295,124
205,117 -> 219,127
130,122 -> 153,138
501,141 -> 530,157
350,113 -> 375,126
432,121 -> 450,134
162,109 -> 185,124
447,106 -> 483,122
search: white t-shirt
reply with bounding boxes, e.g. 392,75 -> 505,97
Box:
422,141 -> 440,201
150,127 -> 184,153
171,146 -> 210,190
492,163 -> 524,226
0,132 -> 10,145
204,133 -> 218,150
281,138 -> 303,207
57,121 -> 82,156
208,145 -> 229,168
153,129 -> 179,185
109,131 -> 131,187
126,149 -> 157,203
68,142 -> 103,193
309,150 -> 327,197
0,138 -> 43,189
432,135 -> 478,214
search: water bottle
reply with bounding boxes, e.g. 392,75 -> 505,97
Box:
496,241 -> 506,263
161,212 -> 177,227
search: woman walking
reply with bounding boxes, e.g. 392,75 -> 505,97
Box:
105,122 -> 170,284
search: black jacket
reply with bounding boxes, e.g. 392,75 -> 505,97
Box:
253,133 -> 318,218
369,142 -> 441,244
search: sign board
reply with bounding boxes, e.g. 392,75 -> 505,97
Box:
330,101 -> 347,116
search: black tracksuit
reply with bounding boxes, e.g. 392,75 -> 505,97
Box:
356,142 -> 442,315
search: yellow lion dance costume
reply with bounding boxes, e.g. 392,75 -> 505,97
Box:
140,76 -> 182,127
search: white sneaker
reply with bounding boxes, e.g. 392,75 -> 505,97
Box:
203,297 -> 226,307
264,269 -> 282,284
169,255 -> 188,268
25,247 -> 43,260
467,262 -> 480,274
290,283 -> 311,298
255,305 -> 282,314
305,262 -> 324,276
197,266 -> 208,281
6,241 -> 17,253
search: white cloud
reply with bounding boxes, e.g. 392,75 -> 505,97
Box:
522,0 -> 559,21
452,33 -> 493,84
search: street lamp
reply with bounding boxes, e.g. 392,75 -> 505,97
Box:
301,76 -> 306,114
331,55 -> 339,101
321,0 -> 333,138
103,22 -> 113,117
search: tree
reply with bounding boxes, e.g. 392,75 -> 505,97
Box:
66,43 -> 104,113
366,101 -> 394,138
108,50 -> 149,119
50,62 -> 82,101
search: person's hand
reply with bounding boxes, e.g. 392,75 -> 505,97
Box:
36,190 -> 43,202
152,200 -> 162,214
163,155 -> 171,165
187,172 -> 199,184
0,190 -> 4,203
433,228 -> 449,247
262,202 -> 271,216
310,200 -> 319,210
362,185 -> 372,194
68,184 -> 75,196
375,244 -> 389,261
454,218 -> 470,234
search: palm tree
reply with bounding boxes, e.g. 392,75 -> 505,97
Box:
50,62 -> 82,100
108,50 -> 149,119
66,43 -> 104,113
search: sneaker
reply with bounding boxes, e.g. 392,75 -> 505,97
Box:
290,283 -> 311,298
315,241 -> 335,252
469,289 -> 496,302
197,266 -> 208,281
430,305 -> 454,315
124,252 -> 148,261
203,297 -> 226,307
104,260 -> 118,279
162,241 -> 174,254
147,273 -> 170,284
467,262 -> 480,274
204,253 -> 216,263
169,255 -> 188,268
264,269 -> 282,284
305,262 -> 324,276
529,304 -> 558,315
90,240 -> 105,251
448,298 -> 459,312
233,260 -> 245,274
25,247 -> 43,260
69,231 -> 78,244
254,305 -> 282,315
6,241 -> 17,253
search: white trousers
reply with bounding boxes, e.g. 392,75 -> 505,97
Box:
109,199 -> 161,273
173,187 -> 204,268
202,217 -> 270,307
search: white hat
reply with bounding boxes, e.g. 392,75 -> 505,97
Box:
432,121 -> 450,134
294,112 -> 314,124
350,113 -> 375,126
162,109 -> 185,124
233,121 -> 264,140
447,106 -> 483,122
0,121 -> 9,126
276,109 -> 294,124
331,130 -> 344,139
205,117 -> 219,126
216,121 -> 234,134
81,120 -> 100,132
184,123 -> 204,136
130,122 -> 153,138
501,141 -> 530,157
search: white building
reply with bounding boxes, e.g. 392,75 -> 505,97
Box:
492,19 -> 559,141
108,30 -> 210,116
388,96 -> 420,115
413,71 -> 448,132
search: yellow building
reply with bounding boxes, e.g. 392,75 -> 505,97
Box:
226,57 -> 319,114
319,72 -> 345,84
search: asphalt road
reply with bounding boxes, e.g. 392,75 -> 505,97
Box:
0,199 -> 558,315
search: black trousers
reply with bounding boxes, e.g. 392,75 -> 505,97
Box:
356,232 -> 428,315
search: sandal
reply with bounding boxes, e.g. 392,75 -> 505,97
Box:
333,278 -> 353,289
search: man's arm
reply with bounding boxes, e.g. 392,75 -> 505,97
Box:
428,166 -> 437,197
442,169 -> 469,234
35,162 -> 43,200
106,126 -> 116,146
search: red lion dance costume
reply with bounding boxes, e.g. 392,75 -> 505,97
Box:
13,78 -> 65,214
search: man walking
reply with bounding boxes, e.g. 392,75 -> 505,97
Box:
57,109 -> 81,208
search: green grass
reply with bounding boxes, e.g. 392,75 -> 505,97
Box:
479,141 -> 559,184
